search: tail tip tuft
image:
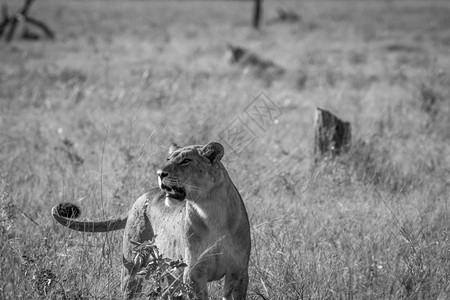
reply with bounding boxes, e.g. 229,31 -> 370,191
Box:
55,203 -> 81,219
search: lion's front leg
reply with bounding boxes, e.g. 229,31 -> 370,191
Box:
223,269 -> 248,300
121,194 -> 154,299
184,267 -> 209,300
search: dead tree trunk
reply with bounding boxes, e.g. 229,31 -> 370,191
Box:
252,0 -> 262,29
314,107 -> 351,161
0,0 -> 54,42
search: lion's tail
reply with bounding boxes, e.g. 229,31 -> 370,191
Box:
51,203 -> 127,232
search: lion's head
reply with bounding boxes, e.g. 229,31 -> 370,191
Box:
157,142 -> 225,206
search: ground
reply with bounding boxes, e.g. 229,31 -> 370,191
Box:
1,0 -> 450,299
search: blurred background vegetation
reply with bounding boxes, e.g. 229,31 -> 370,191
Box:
1,0 -> 449,298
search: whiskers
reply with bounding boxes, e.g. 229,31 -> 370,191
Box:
163,178 -> 204,192
182,183 -> 204,191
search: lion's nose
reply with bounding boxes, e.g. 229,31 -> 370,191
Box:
157,170 -> 169,179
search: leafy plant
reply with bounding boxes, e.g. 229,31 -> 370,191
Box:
132,239 -> 191,299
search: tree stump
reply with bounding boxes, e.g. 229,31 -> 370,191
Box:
314,107 -> 351,161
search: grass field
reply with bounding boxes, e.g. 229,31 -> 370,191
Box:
1,0 -> 450,298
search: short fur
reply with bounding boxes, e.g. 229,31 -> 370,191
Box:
51,142 -> 251,299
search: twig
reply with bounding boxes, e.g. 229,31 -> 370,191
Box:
26,16 -> 55,39
22,212 -> 40,227
5,14 -> 19,41
0,4 -> 9,36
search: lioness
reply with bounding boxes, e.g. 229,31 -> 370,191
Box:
51,142 -> 251,299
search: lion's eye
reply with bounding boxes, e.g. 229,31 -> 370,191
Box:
180,159 -> 191,165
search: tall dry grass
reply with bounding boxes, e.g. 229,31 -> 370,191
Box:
1,0 -> 449,298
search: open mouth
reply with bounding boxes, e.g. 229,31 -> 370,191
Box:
160,183 -> 186,201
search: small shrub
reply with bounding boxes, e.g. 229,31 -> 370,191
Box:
58,67 -> 88,86
132,240 -> 191,299
419,82 -> 439,117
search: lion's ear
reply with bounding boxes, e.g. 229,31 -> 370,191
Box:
168,143 -> 180,155
200,142 -> 224,165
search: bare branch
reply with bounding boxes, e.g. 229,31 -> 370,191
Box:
27,16 -> 55,39
0,0 -> 54,42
